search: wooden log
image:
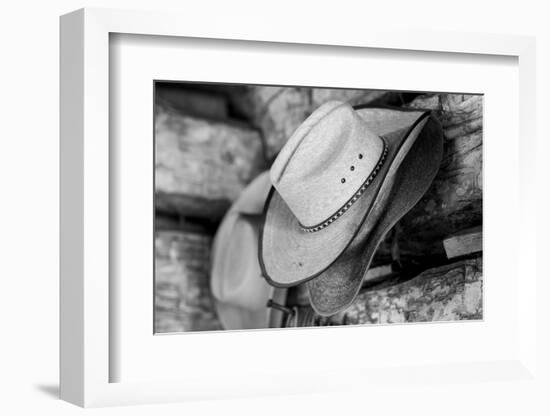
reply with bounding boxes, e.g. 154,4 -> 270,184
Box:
443,226 -> 482,259
236,86 -> 312,160
155,212 -> 218,235
156,193 -> 231,222
286,258 -> 482,327
329,257 -> 482,325
310,88 -> 396,109
373,94 -> 483,265
154,229 -> 222,333
405,94 -> 482,232
233,86 -> 398,160
155,102 -> 265,219
155,84 -> 229,120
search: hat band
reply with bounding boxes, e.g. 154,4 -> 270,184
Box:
299,140 -> 388,233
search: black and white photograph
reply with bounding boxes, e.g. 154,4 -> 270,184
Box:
154,83 -> 483,333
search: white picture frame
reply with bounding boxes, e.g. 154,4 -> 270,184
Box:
60,7 -> 538,408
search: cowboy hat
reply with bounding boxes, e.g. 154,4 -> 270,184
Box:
210,171 -> 287,329
259,101 -> 443,315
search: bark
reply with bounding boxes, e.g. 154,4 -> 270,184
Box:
287,258 -> 482,327
331,257 -> 483,325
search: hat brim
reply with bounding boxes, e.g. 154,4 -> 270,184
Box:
259,108 -> 432,287
306,114 -> 444,315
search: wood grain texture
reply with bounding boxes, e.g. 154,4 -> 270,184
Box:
405,94 -> 482,234
286,258 -> 482,326
330,257 -> 482,324
238,86 -> 312,160
155,102 -> 265,219
154,229 -> 221,333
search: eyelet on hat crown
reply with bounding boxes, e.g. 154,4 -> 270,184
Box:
300,142 -> 388,233
270,101 -> 386,229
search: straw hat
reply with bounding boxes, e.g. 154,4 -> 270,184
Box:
259,101 -> 443,315
210,172 -> 287,329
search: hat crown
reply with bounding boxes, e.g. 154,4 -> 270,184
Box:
270,101 -> 385,229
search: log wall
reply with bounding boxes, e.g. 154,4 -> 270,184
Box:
155,101 -> 266,220
154,85 -> 483,332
